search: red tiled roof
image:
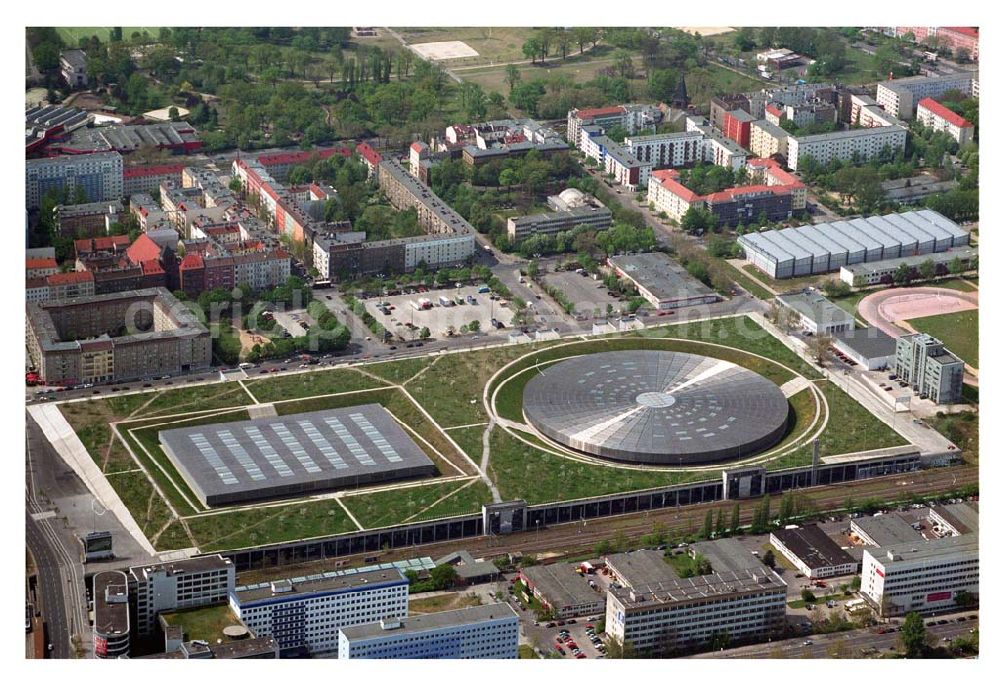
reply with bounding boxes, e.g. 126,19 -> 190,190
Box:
940,27 -> 978,39
918,98 -> 973,128
765,104 -> 783,118
258,147 -> 350,166
410,141 -> 427,152
650,169 -> 701,204
705,184 -> 789,202
127,234 -> 163,264
123,163 -> 185,178
179,253 -> 205,270
747,158 -> 805,189
575,105 -> 626,119
26,258 -> 58,270
141,259 -> 165,275
356,142 -> 383,166
47,270 -> 94,286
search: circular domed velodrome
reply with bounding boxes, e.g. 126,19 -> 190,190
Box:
521,350 -> 790,465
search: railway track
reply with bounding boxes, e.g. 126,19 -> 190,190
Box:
238,466 -> 976,583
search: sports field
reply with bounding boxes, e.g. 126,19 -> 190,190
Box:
56,27 -> 161,45
910,309 -> 979,368
55,315 -> 908,555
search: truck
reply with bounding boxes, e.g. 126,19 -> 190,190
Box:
418,298 -> 433,309
439,296 -> 454,307
410,300 -> 422,312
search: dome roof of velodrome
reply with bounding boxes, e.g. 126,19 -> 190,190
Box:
521,350 -> 790,465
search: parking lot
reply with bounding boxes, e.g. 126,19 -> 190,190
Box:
271,309 -> 312,338
544,270 -> 625,320
363,285 -> 516,340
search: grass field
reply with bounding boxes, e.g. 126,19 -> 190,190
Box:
909,310 -> 978,368
185,499 -> 357,552
399,27 -> 538,64
813,380 -> 906,454
928,412 -> 978,465
444,425 -> 487,466
461,52 -> 619,97
409,592 -> 483,615
342,479 -> 493,528
246,367 -> 385,402
161,605 -> 240,644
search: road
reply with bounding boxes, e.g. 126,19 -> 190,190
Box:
25,415 -> 90,659
693,616 -> 979,658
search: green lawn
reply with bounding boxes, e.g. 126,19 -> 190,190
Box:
56,27 -> 161,45
161,605 -> 241,644
910,310 -> 978,368
927,412 -> 978,464
342,479 -> 492,529
184,499 -> 357,552
734,274 -> 774,300
814,380 -> 907,455
154,521 -> 192,551
106,469 -> 172,539
360,357 -> 430,384
445,425 -> 487,466
246,367 -> 384,402
134,382 -> 254,418
764,389 -> 821,471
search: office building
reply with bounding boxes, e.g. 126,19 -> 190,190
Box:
338,603 -> 519,659
608,252 -> 718,310
894,333 -> 964,404
860,533 -> 977,617
916,98 -> 975,145
851,514 -> 922,547
128,555 -> 236,635
605,542 -> 786,656
769,525 -> 859,579
738,209 -> 969,279
26,151 -> 124,210
506,188 -> 612,242
876,72 -> 977,119
94,571 -> 131,659
775,290 -> 855,335
230,568 -> 409,657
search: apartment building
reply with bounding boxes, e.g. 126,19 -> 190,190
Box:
916,98 -> 975,145
566,104 -> 660,147
230,569 -> 409,657
60,49 -> 88,88
123,163 -> 185,197
26,151 -> 124,210
786,125 -> 907,170
894,333 -> 964,404
749,120 -> 790,159
338,604 -> 519,659
876,72 -> 977,119
129,555 -> 236,635
506,188 -> 612,242
647,168 -> 795,227
26,257 -> 58,280
55,200 -> 122,238
861,533 -> 977,617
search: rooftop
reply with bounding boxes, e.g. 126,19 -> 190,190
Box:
693,539 -> 767,573
791,124 -> 906,144
93,570 -> 130,637
918,97 -> 973,128
608,566 -> 784,609
340,603 -> 518,642
830,326 -> 897,360
434,551 -> 500,580
776,290 -> 854,327
930,502 -> 978,535
852,514 -> 921,547
771,524 -> 857,570
605,550 -> 675,589
866,532 -> 978,565
160,604 -> 244,645
521,563 -> 605,610
232,567 -> 408,605
609,252 -> 718,304
131,554 -> 232,582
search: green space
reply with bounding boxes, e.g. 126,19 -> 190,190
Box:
134,383 -> 254,419
928,411 -> 978,465
399,27 -> 538,64
487,427 -> 714,504
445,425 -> 487,466
161,603 -> 241,644
763,390 -> 821,471
106,470 -> 173,539
813,380 -> 907,455
832,276 -> 978,323
342,479 -> 492,529
910,310 -> 978,368
731,270 -> 774,300
359,357 -> 430,384
664,551 -> 713,578
56,27 -> 161,44
154,521 -> 193,551
185,499 -> 358,552
101,438 -> 139,474
408,592 -> 483,615
246,367 -> 385,402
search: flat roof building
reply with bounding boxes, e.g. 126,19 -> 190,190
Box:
851,514 -> 921,547
159,404 -> 436,507
94,570 -> 131,659
230,568 -> 409,657
894,333 -> 965,404
775,289 -> 855,335
861,533 -> 978,617
519,563 -> 606,619
338,603 -> 519,659
840,246 -> 976,288
605,550 -> 676,589
506,188 -> 612,242
770,525 -> 859,579
129,554 -> 236,636
608,252 -> 719,310
786,124 -> 907,171
830,326 -> 897,370
876,72 -> 977,119
929,502 -> 978,537
26,151 -> 123,210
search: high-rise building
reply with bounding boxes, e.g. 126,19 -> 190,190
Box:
26,151 -> 123,210
128,555 -> 236,635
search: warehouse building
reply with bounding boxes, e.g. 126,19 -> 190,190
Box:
894,333 -> 965,404
231,568 -> 410,657
737,209 -> 969,279
928,503 -> 978,537
860,533 -> 978,617
338,603 -> 519,659
769,525 -> 859,579
159,404 -> 436,506
608,252 -> 719,310
519,563 -> 606,619
830,327 -> 897,370
851,514 -> 921,547
775,290 -> 855,335
840,246 -> 978,287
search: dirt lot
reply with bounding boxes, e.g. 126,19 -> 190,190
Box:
364,285 -> 516,340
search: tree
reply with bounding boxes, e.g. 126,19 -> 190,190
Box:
503,64 -> 521,93
429,564 -> 458,590
419,327 -> 431,340
918,258 -> 937,281
468,319 -> 480,333
801,589 -> 817,603
850,575 -> 862,591
729,504 -> 741,534
522,37 -> 542,64
762,549 -> 776,569
807,336 -> 833,366
778,493 -> 796,523
714,509 -> 726,537
954,590 -> 976,608
899,612 -> 927,658
893,263 -> 913,286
